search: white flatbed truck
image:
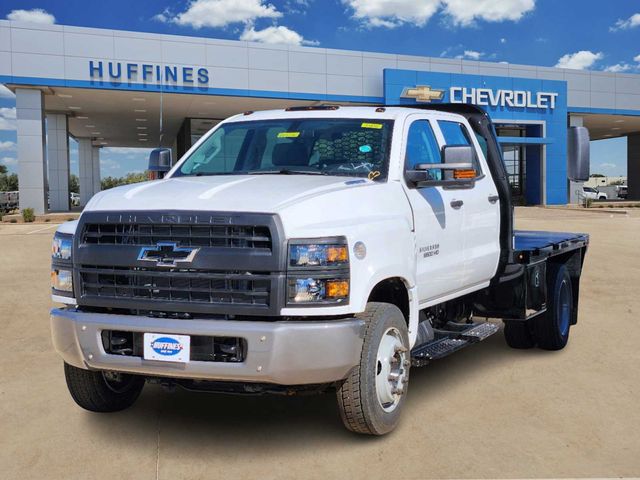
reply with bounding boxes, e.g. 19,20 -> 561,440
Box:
50,104 -> 589,435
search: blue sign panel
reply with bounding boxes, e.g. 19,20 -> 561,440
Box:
384,69 -> 568,205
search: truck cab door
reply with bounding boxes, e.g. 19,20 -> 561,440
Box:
437,120 -> 501,287
402,117 -> 466,302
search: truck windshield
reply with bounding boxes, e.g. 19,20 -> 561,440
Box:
173,118 -> 393,180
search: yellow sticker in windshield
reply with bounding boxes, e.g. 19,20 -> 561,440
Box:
361,122 -> 383,129
277,131 -> 301,138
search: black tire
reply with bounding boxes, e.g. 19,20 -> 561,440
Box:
336,302 -> 410,436
503,321 -> 535,349
532,263 -> 573,350
64,363 -> 145,412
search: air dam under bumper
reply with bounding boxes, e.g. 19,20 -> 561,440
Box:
51,308 -> 365,385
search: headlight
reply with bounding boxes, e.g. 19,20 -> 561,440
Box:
288,242 -> 349,268
52,232 -> 72,260
51,232 -> 73,298
287,237 -> 350,305
51,268 -> 73,292
288,277 -> 349,303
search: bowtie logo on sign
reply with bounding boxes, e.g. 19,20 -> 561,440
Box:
401,86 -> 445,103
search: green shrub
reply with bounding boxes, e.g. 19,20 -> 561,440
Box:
22,208 -> 35,223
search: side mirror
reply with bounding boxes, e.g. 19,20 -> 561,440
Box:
568,126 -> 590,182
148,148 -> 172,179
406,145 -> 476,188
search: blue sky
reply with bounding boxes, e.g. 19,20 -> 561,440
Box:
1,0 -> 639,177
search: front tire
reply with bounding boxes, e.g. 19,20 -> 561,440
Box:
336,302 -> 410,435
64,363 -> 145,412
532,263 -> 573,350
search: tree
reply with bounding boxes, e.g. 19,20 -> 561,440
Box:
0,173 -> 18,191
590,173 -> 605,178
101,172 -> 148,190
0,165 -> 7,175
69,174 -> 79,194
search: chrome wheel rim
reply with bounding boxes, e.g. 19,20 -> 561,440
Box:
375,327 -> 409,413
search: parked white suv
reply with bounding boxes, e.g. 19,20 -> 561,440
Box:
582,186 -> 607,200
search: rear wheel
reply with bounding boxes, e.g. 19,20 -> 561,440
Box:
64,363 -> 145,412
336,302 -> 410,435
532,263 -> 573,350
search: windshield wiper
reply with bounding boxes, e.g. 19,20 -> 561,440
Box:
248,169 -> 328,176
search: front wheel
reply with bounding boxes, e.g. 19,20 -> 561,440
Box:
64,363 -> 145,412
336,302 -> 410,435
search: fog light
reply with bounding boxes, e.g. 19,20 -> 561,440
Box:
51,268 -> 73,292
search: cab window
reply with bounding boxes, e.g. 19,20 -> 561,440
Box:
438,120 -> 482,176
405,120 -> 442,180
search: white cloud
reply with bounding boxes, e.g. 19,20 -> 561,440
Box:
455,49 -> 483,60
240,25 -> 318,46
555,50 -> 603,70
342,0 -> 534,28
600,162 -> 616,169
0,107 -> 17,131
500,37 -> 507,44
160,0 -> 281,29
442,0 -> 535,26
342,0 -> 441,28
0,84 -> 15,99
0,141 -> 16,151
1,156 -> 18,166
611,13 -> 640,31
6,8 -> 55,24
604,63 -> 633,73
634,54 -> 640,63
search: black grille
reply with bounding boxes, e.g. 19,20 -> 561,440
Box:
80,266 -> 270,307
81,223 -> 272,250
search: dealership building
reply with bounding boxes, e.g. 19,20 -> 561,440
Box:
1,19 -> 640,213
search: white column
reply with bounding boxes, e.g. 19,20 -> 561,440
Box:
568,115 -> 585,204
78,139 -> 95,206
16,89 -> 47,214
92,146 -> 101,195
46,113 -> 70,211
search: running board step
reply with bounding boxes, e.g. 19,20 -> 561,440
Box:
411,322 -> 499,367
459,322 -> 499,342
411,338 -> 469,364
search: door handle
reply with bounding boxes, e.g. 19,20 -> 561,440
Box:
488,194 -> 499,204
450,199 -> 464,209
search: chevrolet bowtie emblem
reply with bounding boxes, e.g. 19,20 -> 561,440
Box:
401,85 -> 445,103
138,242 -> 199,267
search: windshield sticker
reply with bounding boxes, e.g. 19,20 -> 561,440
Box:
277,131 -> 301,138
361,122 -> 383,129
368,170 -> 381,180
359,145 -> 372,153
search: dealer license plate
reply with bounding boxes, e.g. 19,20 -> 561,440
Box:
143,333 -> 190,363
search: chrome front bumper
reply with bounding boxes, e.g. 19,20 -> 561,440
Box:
50,308 -> 365,385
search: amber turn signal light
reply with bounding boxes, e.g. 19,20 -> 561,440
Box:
326,280 -> 349,299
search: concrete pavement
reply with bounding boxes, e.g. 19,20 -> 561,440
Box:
1,208 -> 639,479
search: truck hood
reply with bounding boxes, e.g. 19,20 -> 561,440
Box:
85,175 -> 375,213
